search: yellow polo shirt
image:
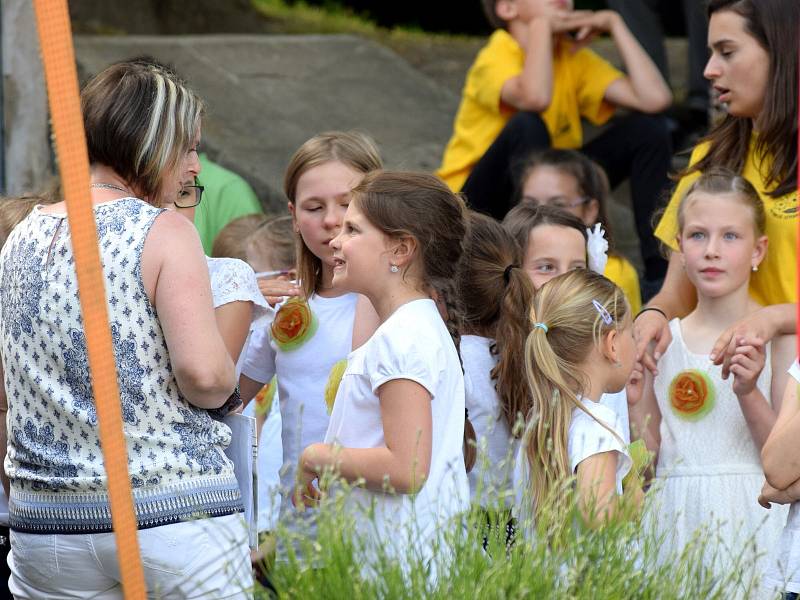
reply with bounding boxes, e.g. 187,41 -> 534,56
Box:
654,139 -> 797,305
605,254 -> 642,315
437,30 -> 623,192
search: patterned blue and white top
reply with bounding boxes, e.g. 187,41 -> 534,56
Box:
0,198 -> 243,534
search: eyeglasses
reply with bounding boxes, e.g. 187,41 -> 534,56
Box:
175,184 -> 204,208
521,195 -> 590,210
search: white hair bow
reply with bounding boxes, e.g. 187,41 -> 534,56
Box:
586,223 -> 608,275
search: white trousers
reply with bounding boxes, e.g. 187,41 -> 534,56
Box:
8,513 -> 252,599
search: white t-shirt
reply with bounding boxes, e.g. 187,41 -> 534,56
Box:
461,335 -> 517,506
243,390 -> 282,533
767,358 -> 800,593
325,299 -> 470,567
242,292 -> 358,494
514,396 -> 631,521
599,389 -> 630,444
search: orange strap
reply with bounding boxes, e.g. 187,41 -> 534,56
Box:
32,1 -> 146,597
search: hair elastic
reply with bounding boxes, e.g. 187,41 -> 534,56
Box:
533,322 -> 549,334
592,299 -> 613,325
503,264 -> 519,284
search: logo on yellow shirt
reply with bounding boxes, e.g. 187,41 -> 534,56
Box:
769,193 -> 797,220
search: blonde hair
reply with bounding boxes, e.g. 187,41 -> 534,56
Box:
284,131 -> 382,297
211,213 -> 269,260
523,269 -> 629,518
245,215 -> 296,271
81,57 -> 204,205
677,167 -> 766,236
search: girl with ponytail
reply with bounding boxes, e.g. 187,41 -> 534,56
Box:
456,212 -> 534,508
515,269 -> 642,528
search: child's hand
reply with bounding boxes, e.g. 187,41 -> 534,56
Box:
552,10 -> 622,51
730,336 -> 766,398
292,466 -> 320,510
626,360 -> 645,406
258,276 -> 301,307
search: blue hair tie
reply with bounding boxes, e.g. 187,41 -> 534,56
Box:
533,322 -> 549,334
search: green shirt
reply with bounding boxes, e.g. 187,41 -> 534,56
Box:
195,154 -> 263,254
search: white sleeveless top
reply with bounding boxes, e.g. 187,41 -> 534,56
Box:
0,198 -> 242,533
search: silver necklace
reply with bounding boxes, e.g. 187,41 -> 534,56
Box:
91,183 -> 129,194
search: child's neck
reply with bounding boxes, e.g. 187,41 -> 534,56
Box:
315,263 -> 346,298
507,20 -> 559,51
366,281 -> 428,324
682,282 -> 760,353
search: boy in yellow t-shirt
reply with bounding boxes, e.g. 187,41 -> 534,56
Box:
439,0 -> 673,288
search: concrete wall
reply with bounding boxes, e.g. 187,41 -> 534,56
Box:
1,0 -> 52,195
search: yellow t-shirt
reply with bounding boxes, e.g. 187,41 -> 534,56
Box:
605,254 -> 642,315
654,139 -> 797,305
437,30 -> 624,192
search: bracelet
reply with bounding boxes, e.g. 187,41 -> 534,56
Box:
635,306 -> 668,321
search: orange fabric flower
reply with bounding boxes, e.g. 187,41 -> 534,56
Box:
271,298 -> 318,351
669,369 -> 715,420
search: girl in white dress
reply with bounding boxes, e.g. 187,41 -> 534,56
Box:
629,169 -> 795,595
294,171 -> 471,575
515,269 -> 640,530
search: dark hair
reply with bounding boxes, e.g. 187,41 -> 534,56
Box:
683,0 -> 798,197
480,0 -> 505,29
284,131 -> 383,298
502,203 -> 588,255
353,171 -> 477,471
677,166 -> 766,236
457,212 -> 534,436
518,149 -> 617,251
81,57 -> 204,205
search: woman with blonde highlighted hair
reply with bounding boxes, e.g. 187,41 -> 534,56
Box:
0,58 -> 252,597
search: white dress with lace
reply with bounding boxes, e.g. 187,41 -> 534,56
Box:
652,319 -> 787,596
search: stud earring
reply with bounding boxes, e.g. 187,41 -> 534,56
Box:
752,264 -> 758,272
390,265 -> 399,273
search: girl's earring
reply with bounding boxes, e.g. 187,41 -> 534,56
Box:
752,264 -> 758,272
390,264 -> 399,273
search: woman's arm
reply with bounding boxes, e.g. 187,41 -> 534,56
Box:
588,11 -> 672,112
296,378 -> 433,502
142,211 -> 236,409
635,251 -> 696,374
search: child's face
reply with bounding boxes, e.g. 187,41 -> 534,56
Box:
679,192 -> 766,299
330,201 -> 391,295
606,317 -> 637,394
500,0 -> 573,24
288,161 -> 364,268
523,224 -> 586,290
521,165 -> 599,225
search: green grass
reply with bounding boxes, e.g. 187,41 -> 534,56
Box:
254,476 -> 759,599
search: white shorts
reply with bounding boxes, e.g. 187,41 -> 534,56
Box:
8,513 -> 252,599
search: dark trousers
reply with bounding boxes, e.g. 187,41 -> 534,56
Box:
461,111 -> 672,280
607,0 -> 709,111
0,526 -> 9,596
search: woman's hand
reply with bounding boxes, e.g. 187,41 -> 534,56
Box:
730,337 -> 766,397
710,305 -> 790,379
634,310 -> 671,375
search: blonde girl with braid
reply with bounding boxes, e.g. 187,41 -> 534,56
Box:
514,269 -> 642,528
295,171 -> 472,575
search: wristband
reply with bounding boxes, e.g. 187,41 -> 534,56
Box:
635,306 -> 668,322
